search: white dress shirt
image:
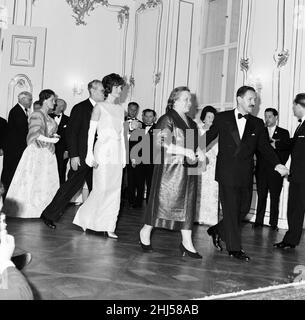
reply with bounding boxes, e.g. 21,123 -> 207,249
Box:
267,125 -> 276,139
18,103 -> 28,116
234,108 -> 247,139
145,124 -> 153,135
89,98 -> 96,107
54,113 -> 62,125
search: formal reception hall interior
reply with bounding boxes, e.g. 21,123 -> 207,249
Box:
1,0 -> 305,301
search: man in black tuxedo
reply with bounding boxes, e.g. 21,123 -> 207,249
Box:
254,108 -> 290,231
125,102 -> 143,207
274,94 -> 305,249
40,80 -> 104,229
205,86 -> 288,261
1,92 -> 32,199
50,99 -> 70,185
131,109 -> 157,207
0,117 -> 7,157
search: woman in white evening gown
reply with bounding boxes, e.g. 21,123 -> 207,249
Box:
73,73 -> 126,238
4,90 -> 60,218
195,106 -> 219,225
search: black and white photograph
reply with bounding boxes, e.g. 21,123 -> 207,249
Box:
1,0 -> 305,306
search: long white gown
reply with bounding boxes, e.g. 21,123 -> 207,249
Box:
73,102 -> 125,232
195,122 -> 219,225
4,112 -> 59,218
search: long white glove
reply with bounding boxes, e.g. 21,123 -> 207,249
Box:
37,135 -> 59,143
85,120 -> 98,167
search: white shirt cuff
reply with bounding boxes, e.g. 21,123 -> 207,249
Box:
0,260 -> 15,274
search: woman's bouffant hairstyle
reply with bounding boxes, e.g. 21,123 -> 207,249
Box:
38,89 -> 55,106
102,73 -> 126,99
200,105 -> 217,122
166,86 -> 190,113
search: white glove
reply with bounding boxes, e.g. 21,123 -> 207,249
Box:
37,135 -> 59,144
85,120 -> 98,168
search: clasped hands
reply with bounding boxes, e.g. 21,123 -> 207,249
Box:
275,164 -> 289,177
185,148 -> 206,162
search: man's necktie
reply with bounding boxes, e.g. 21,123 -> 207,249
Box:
238,113 -> 249,120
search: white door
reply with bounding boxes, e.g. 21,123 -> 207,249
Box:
0,24 -> 46,118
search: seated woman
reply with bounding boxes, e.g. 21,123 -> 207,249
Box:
195,106 -> 219,226
3,90 -> 60,218
139,86 -> 205,259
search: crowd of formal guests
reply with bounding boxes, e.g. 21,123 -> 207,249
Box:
0,78 -> 304,288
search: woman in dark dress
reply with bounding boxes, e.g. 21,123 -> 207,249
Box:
139,86 -> 205,259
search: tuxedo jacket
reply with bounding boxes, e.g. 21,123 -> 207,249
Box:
3,104 -> 28,158
256,126 -> 290,172
50,113 -> 69,156
205,110 -> 281,187
129,123 -> 156,165
289,121 -> 305,184
124,118 -> 144,164
0,117 -> 7,150
65,99 -> 93,164
0,267 -> 33,300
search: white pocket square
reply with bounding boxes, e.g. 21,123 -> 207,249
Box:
63,125 -> 67,128
251,133 -> 256,136
298,135 -> 305,138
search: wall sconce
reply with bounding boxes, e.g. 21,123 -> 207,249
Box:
73,82 -> 84,96
0,5 -> 8,29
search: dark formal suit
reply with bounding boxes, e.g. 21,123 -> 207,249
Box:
135,123 -> 156,204
255,126 -> 290,227
205,110 -> 280,251
0,266 -> 33,300
50,113 -> 70,184
125,117 -> 144,206
41,99 -> 93,222
282,120 -> 305,246
0,117 -> 7,152
1,104 -> 28,197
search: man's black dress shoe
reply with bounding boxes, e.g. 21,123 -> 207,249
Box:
273,241 -> 295,249
252,222 -> 263,229
207,227 -> 223,251
139,238 -> 153,253
228,250 -> 250,261
41,215 -> 56,229
179,243 -> 202,259
12,253 -> 32,270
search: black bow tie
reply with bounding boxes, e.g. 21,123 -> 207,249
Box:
298,119 -> 302,123
55,114 -> 61,118
127,117 -> 136,121
238,113 -> 249,120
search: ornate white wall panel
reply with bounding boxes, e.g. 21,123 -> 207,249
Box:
173,0 -> 194,88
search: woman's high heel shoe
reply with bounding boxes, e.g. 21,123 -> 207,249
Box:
107,232 -> 118,239
139,238 -> 153,253
179,243 -> 202,259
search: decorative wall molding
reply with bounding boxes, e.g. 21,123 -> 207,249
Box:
272,0 -> 289,109
239,0 -> 253,84
130,0 -> 163,107
173,0 -> 194,88
7,73 -> 33,116
64,0 -> 129,77
65,0 -> 129,28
